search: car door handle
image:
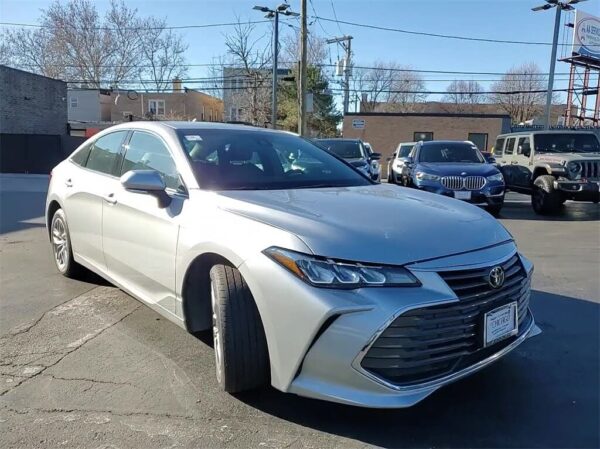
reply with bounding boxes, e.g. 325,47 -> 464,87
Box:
65,179 -> 73,187
103,193 -> 117,205
510,161 -> 519,165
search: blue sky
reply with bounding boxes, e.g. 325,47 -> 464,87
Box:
1,0 -> 599,104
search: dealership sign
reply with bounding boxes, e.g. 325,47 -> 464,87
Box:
573,11 -> 600,61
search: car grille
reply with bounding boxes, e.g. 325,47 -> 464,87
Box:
441,176 -> 486,190
581,161 -> 600,180
360,254 -> 531,386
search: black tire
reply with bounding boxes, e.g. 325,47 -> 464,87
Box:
209,264 -> 269,393
387,172 -> 394,184
50,209 -> 84,279
531,175 -> 563,215
486,204 -> 503,217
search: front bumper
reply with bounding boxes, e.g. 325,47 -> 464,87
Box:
414,179 -> 505,207
555,179 -> 600,201
239,243 -> 539,408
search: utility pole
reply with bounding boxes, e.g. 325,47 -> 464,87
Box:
253,4 -> 299,129
532,0 -> 579,130
326,35 -> 353,115
298,0 -> 308,136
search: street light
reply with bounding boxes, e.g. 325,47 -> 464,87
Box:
532,0 -> 587,129
253,4 -> 299,129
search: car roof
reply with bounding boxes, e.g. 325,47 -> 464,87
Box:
105,120 -> 295,135
420,140 -> 475,145
497,130 -> 598,137
316,138 -> 360,142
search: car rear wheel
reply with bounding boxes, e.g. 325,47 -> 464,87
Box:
209,264 -> 269,393
532,175 -> 563,215
50,209 -> 84,278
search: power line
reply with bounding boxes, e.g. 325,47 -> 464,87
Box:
329,1 -> 344,35
313,16 -> 586,46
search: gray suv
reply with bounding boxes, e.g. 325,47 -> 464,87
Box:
493,131 -> 600,214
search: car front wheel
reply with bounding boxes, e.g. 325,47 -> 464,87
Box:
532,175 -> 563,215
50,208 -> 84,278
209,264 -> 269,393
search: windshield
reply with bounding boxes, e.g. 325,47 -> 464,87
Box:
317,140 -> 363,159
178,129 -> 371,190
419,142 -> 484,163
398,145 -> 414,158
534,133 -> 600,153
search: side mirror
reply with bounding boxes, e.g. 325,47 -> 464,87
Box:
484,155 -> 496,164
522,146 -> 531,158
370,152 -> 382,160
121,170 -> 171,208
405,156 -> 414,166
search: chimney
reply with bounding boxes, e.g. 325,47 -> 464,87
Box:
172,78 -> 182,93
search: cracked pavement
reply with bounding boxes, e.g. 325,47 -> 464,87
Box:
0,175 -> 598,448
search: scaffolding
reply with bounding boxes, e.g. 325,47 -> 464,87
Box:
561,55 -> 600,127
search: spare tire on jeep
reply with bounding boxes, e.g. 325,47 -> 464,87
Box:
532,175 -> 564,215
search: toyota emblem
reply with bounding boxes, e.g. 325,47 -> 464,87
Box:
488,266 -> 505,289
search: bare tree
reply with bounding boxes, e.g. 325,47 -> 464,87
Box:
220,20 -> 273,125
442,80 -> 486,112
139,17 -> 188,92
281,29 -> 327,66
1,0 -> 188,89
354,62 -> 428,113
489,62 -> 552,124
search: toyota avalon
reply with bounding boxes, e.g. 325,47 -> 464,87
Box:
46,122 -> 539,408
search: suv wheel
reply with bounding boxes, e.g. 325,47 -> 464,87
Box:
532,175 -> 563,215
209,264 -> 269,393
50,209 -> 84,278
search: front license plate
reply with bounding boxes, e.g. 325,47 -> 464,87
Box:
454,191 -> 471,200
484,302 -> 518,347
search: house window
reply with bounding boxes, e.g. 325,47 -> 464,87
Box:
414,132 -> 433,142
148,99 -> 165,116
70,97 -> 78,108
468,133 -> 488,152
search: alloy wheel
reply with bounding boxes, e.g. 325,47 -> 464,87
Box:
52,216 -> 68,272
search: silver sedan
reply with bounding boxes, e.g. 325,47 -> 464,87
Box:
46,122 -> 540,408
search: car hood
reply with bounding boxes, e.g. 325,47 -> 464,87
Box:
536,152 -> 600,163
217,185 -> 511,265
417,163 -> 498,176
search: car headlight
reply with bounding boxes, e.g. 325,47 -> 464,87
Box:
567,162 -> 582,180
263,247 -> 420,289
486,173 -> 504,182
415,171 -> 440,181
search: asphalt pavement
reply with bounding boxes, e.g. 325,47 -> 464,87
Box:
1,175 -> 598,449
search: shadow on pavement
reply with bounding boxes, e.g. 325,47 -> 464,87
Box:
500,201 -> 599,222
234,290 -> 599,449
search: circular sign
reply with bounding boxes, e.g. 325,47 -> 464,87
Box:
575,16 -> 600,60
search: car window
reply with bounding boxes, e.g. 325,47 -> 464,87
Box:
418,142 -> 484,163
121,131 -> 183,191
85,131 -> 128,175
178,130 -> 370,190
493,138 -> 505,157
398,145 -> 414,158
517,136 -> 531,155
71,144 -> 92,166
533,133 -> 600,153
505,137 -> 516,155
317,140 -> 363,159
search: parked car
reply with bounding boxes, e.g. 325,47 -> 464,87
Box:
493,131 -> 600,215
47,122 -> 538,408
363,142 -> 381,182
315,138 -> 381,181
387,142 -> 416,184
404,140 -> 506,215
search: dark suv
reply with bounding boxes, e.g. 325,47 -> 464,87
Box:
315,138 -> 381,181
404,140 -> 506,215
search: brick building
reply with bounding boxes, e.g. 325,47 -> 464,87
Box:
343,112 -> 512,158
110,83 -> 223,122
0,65 -> 67,135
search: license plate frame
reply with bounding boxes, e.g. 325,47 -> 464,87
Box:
454,191 -> 472,200
483,302 -> 518,347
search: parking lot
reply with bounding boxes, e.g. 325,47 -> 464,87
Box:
1,174 -> 598,449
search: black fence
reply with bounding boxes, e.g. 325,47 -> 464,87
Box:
0,134 -> 86,174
